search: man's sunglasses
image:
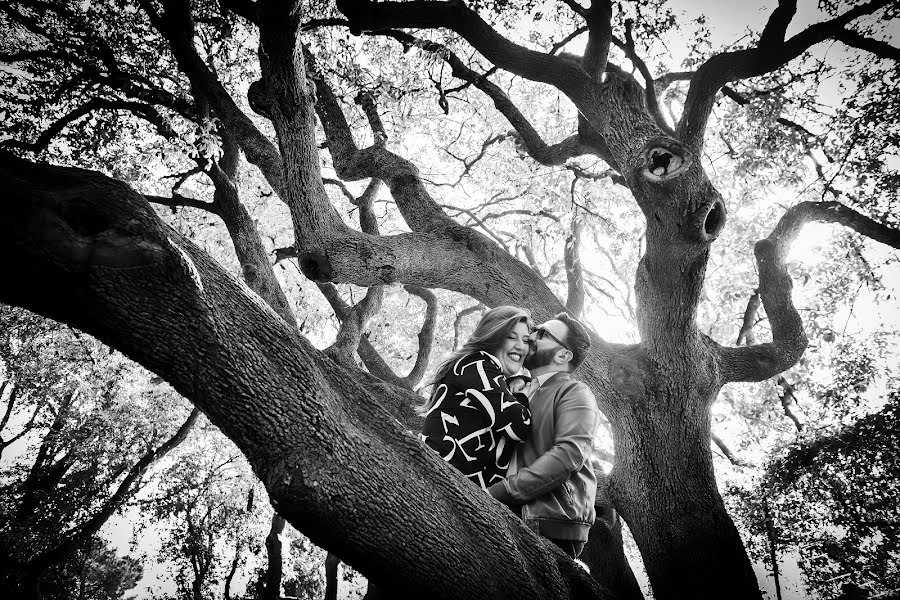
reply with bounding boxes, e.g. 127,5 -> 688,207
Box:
532,326 -> 569,351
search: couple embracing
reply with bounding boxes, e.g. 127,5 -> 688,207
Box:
419,306 -> 599,559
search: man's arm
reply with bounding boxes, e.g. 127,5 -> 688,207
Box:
488,382 -> 598,504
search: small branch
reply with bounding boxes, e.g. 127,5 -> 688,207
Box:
763,497 -> 784,600
581,0 -> 613,80
616,21 -> 673,135
550,26 -> 589,55
273,245 -> 298,264
353,178 -> 383,236
453,303 -> 484,350
443,134 -> 506,187
146,193 -> 219,215
566,163 -> 627,188
0,379 -> 15,434
323,178 -> 359,205
564,218 -> 586,319
560,0 -> 587,18
776,376 -> 803,432
654,71 -> 694,96
402,285 -> 438,388
711,433 -> 753,467
323,285 -> 384,368
224,539 -> 242,600
833,28 -> 900,61
759,0 -> 798,48
736,290 -> 761,346
325,552 -> 341,600
355,90 -> 388,144
721,86 -> 818,139
262,514 -> 286,600
162,166 -> 206,191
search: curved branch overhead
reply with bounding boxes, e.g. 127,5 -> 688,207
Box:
677,0 -> 894,149
337,0 -> 651,178
337,0 -> 592,95
369,30 -> 612,168
1,99 -> 175,154
721,200 -> 900,383
833,27 -> 900,61
129,0 -> 568,312
302,38 -> 575,317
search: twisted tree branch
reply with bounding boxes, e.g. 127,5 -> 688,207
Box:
678,0 -> 893,148
720,200 -> 900,382
337,0 -> 591,95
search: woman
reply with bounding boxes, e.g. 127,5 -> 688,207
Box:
419,306 -> 533,491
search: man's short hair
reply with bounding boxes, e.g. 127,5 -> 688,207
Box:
555,312 -> 592,370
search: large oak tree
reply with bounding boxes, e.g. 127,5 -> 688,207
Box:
1,0 -> 899,598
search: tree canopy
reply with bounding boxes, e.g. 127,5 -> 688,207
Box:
1,0 -> 898,599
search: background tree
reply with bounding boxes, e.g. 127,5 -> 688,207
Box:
141,434 -> 263,600
1,0 -> 898,599
0,305 -> 198,598
37,539 -> 143,600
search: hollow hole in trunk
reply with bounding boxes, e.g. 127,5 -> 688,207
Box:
649,149 -> 673,176
704,201 -> 725,237
298,251 -> 333,282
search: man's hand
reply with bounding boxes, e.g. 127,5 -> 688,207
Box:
506,374 -> 530,394
488,481 -> 515,505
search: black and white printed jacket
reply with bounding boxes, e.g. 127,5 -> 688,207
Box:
420,351 -> 532,490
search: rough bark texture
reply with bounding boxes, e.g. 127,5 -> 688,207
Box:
0,152 -> 607,600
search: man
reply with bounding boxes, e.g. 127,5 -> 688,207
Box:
487,312 -> 600,559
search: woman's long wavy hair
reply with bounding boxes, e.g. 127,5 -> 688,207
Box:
417,305 -> 532,415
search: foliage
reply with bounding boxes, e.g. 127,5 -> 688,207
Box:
730,391 -> 900,599
39,539 -> 143,600
0,303 -> 193,595
137,429 -> 263,600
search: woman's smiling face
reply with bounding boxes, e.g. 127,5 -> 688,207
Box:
496,321 -> 531,376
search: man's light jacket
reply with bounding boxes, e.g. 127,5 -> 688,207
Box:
492,371 -> 600,542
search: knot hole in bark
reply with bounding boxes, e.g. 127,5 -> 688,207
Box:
60,199 -> 112,237
298,251 -> 333,282
642,145 -> 690,182
248,80 -> 274,118
702,200 -> 726,241
609,352 -> 648,397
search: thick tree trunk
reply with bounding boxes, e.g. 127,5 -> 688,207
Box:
581,483 -> 643,600
611,393 -> 757,599
0,153 -> 607,600
262,515 -> 286,600
324,552 -> 340,600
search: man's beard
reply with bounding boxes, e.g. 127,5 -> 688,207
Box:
524,346 -> 556,370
